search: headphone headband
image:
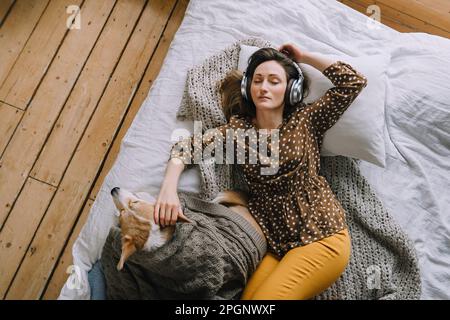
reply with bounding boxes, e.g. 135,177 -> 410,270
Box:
292,61 -> 304,78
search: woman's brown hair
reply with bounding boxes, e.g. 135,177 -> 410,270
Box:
220,47 -> 309,122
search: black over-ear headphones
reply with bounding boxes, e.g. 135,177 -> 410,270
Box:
240,56 -> 304,108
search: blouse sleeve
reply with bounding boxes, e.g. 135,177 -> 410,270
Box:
305,61 -> 368,138
168,121 -> 234,168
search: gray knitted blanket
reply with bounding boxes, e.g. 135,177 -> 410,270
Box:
100,192 -> 267,300
175,37 -> 421,299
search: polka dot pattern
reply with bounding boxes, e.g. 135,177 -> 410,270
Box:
170,61 -> 368,258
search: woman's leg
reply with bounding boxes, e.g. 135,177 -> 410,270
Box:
241,252 -> 280,300
249,228 -> 351,300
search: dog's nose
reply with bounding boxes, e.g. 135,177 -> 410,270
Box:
111,187 -> 120,196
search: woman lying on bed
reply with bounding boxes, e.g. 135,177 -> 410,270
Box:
159,43 -> 367,300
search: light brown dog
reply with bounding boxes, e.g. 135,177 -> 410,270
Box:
111,187 -> 264,271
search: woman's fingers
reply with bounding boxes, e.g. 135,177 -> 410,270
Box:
278,45 -> 288,53
279,43 -> 303,62
160,203 -> 167,227
165,205 -> 174,226
170,206 -> 178,226
153,197 -> 183,227
279,47 -> 292,58
279,43 -> 291,50
154,202 -> 160,224
160,204 -> 180,226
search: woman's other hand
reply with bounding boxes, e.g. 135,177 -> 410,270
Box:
278,43 -> 304,63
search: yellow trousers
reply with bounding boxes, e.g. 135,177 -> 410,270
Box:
241,228 -> 351,300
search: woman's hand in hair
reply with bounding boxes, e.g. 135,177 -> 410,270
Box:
278,43 -> 305,63
279,44 -> 335,73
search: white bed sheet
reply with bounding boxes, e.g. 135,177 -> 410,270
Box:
357,37 -> 450,299
59,0 -> 450,299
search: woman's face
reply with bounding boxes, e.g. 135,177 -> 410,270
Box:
250,60 -> 287,113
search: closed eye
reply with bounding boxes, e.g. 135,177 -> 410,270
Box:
128,200 -> 139,208
253,80 -> 279,84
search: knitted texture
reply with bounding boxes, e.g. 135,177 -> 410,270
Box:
100,192 -> 267,300
317,156 -> 421,299
174,37 -> 421,299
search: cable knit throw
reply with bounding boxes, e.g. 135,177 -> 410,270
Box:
173,37 -> 421,299
100,192 -> 267,300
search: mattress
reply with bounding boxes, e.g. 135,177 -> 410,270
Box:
59,0 -> 450,299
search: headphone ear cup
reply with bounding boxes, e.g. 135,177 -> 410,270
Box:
241,74 -> 248,100
285,79 -> 294,108
246,75 -> 252,104
294,77 -> 304,105
290,78 -> 304,106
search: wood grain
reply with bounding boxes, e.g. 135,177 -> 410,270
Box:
5,0 -> 176,300
0,0 -> 115,229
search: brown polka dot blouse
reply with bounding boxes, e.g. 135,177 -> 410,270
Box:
170,61 -> 368,258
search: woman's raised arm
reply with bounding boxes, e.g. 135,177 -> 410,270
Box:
279,43 -> 335,72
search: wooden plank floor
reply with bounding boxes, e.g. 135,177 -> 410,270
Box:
0,0 -> 189,300
0,0 -> 447,300
337,0 -> 450,38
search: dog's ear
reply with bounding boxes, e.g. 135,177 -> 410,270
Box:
117,235 -> 136,271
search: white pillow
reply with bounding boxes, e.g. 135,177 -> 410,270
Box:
238,44 -> 390,168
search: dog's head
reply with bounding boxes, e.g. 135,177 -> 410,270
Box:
110,187 -> 191,271
111,187 -> 156,270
